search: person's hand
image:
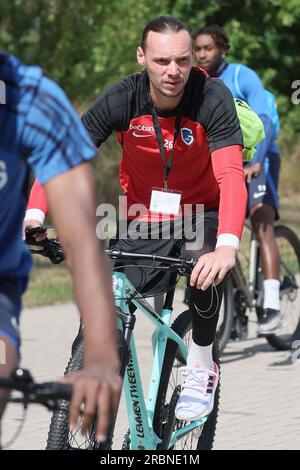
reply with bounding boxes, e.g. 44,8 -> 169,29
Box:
244,162 -> 261,183
61,356 -> 121,443
190,246 -> 236,290
22,219 -> 46,241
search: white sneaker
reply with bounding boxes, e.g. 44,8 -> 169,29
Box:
175,362 -> 219,421
258,308 -> 283,335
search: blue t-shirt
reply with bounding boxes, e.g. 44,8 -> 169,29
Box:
0,53 -> 97,278
219,63 -> 279,161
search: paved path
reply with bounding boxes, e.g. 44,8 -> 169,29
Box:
2,293 -> 300,450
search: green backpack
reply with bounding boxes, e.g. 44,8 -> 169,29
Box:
234,98 -> 265,162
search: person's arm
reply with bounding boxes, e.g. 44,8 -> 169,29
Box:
244,114 -> 274,182
23,178 -> 47,240
211,145 -> 247,241
190,145 -> 247,290
238,66 -> 275,169
81,80 -> 128,147
191,80 -> 247,290
45,163 -> 121,441
23,76 -> 121,441
24,80 -> 126,229
25,178 -> 47,223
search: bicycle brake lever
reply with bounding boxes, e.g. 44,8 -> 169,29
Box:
25,226 -> 47,244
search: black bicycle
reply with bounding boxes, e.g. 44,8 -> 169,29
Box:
25,228 -> 220,450
216,222 -> 300,353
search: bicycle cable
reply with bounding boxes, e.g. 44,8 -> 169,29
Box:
112,263 -> 181,301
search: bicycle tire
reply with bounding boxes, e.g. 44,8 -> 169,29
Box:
264,225 -> 300,350
153,310 -> 220,450
46,333 -> 120,450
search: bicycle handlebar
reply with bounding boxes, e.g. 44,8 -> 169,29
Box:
25,228 -> 196,275
25,227 -> 65,264
0,368 -> 72,410
108,248 -> 196,275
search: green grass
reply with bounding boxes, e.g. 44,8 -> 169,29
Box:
279,195 -> 300,236
24,195 -> 300,309
23,256 -> 73,308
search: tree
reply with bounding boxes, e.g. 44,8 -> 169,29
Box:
1,0 -> 299,198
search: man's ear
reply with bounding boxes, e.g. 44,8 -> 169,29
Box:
137,46 -> 145,66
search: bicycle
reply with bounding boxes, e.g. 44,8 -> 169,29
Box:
0,368 -> 72,449
216,222 -> 300,353
25,229 -> 220,450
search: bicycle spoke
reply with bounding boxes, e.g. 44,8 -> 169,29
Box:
68,414 -> 95,449
277,235 -> 300,340
258,227 -> 300,349
163,322 -> 204,451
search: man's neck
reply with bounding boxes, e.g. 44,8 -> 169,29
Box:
210,60 -> 227,77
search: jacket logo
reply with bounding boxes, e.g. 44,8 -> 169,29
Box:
180,128 -> 194,145
132,131 -> 152,138
253,191 -> 266,199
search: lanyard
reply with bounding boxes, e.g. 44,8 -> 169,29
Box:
151,106 -> 181,190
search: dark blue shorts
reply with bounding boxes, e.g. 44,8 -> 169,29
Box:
0,277 -> 27,354
247,153 -> 280,220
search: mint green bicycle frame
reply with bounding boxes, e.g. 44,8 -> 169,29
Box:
113,270 -> 207,450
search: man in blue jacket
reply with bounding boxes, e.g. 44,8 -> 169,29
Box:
0,52 -> 120,441
193,25 -> 281,334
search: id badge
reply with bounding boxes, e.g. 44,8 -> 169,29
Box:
150,188 -> 182,215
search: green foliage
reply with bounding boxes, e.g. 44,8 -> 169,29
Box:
23,256 -> 73,308
0,0 -> 169,101
2,1 -> 298,104
1,0 -> 300,205
2,1 -> 300,307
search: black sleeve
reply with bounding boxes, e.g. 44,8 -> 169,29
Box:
198,78 -> 243,153
81,80 -> 132,147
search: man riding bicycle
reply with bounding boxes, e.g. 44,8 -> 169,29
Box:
24,16 -> 247,422
193,25 -> 281,335
0,52 -> 121,442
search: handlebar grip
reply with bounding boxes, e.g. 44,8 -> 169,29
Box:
54,383 -> 73,401
25,226 -> 47,237
42,382 -> 73,401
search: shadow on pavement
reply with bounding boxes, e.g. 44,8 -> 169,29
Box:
220,338 -> 292,365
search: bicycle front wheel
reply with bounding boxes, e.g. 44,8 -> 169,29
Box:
265,225 -> 300,350
153,310 -> 220,450
46,334 -> 110,450
46,328 -> 126,450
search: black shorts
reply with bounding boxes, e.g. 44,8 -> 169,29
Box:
110,211 -> 219,296
247,153 -> 280,219
0,277 -> 25,353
